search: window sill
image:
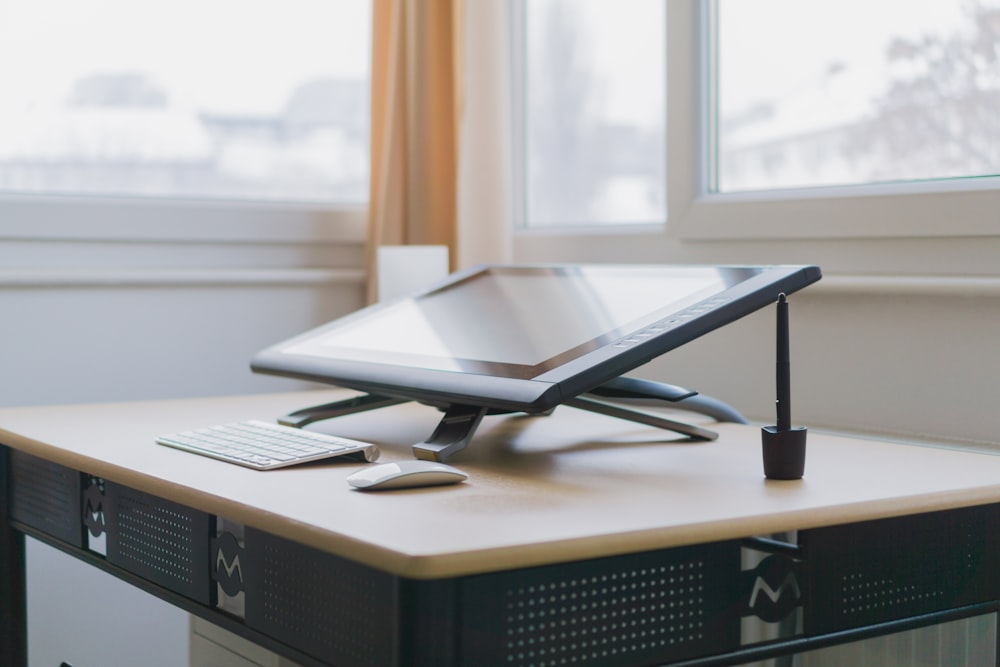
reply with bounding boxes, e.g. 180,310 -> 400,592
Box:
0,194 -> 367,244
812,274 -> 1000,297
671,179 -> 1000,242
0,267 -> 366,288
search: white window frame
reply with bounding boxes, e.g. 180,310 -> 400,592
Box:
511,1 -> 1000,273
0,193 -> 366,245
0,192 -> 367,295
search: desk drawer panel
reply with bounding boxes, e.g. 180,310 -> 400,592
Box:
105,482 -> 213,605
243,527 -> 397,667
802,504 -> 1000,635
7,449 -> 83,547
460,541 -> 741,667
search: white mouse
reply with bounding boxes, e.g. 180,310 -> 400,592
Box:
347,459 -> 468,490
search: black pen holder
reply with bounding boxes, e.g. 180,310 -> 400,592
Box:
761,426 -> 807,480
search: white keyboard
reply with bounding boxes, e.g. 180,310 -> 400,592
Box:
155,420 -> 380,470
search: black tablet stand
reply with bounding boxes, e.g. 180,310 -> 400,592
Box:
277,294 -> 808,465
278,375 -> 748,462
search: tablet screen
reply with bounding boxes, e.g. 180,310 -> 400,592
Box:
281,265 -> 746,375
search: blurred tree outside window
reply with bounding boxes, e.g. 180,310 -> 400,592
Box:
716,0 -> 1000,192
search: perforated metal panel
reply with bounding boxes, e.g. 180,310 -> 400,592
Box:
802,504 -> 1000,635
243,527 -> 398,667
105,483 -> 212,604
460,542 -> 741,666
8,449 -> 82,547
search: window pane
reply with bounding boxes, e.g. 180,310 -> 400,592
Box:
522,0 -> 665,227
0,0 -> 370,203
717,0 -> 1000,193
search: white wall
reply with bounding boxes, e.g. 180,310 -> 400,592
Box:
640,287 -> 1000,447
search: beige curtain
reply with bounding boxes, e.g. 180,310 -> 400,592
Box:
366,0 -> 464,303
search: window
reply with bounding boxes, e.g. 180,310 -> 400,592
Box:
0,0 -> 370,204
513,1 -> 1000,242
515,0 -> 665,228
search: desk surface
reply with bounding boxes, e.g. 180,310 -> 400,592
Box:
3,390 -> 1000,578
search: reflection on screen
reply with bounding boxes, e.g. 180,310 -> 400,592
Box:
286,266 -> 732,369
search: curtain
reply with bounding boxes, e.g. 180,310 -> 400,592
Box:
366,0 -> 463,303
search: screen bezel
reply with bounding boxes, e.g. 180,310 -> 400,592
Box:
251,263 -> 821,412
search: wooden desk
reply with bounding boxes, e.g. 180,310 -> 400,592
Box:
3,390 -> 1000,666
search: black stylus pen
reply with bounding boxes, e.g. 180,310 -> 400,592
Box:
761,292 -> 805,479
776,293 -> 791,431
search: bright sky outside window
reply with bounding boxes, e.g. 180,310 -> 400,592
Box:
0,0 -> 370,203
522,0 -> 666,227
716,0 -> 1000,193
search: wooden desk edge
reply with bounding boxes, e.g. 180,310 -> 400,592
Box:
6,422 -> 1000,580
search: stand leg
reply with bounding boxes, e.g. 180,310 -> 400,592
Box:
1,446 -> 28,667
412,405 -> 489,462
563,397 -> 719,441
278,394 -> 408,428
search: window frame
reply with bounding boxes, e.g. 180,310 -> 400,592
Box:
0,192 -> 366,245
0,190 -> 366,299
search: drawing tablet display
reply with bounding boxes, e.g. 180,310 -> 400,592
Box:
251,264 -> 821,412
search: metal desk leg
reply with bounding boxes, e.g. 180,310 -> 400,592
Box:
1,445 -> 28,667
